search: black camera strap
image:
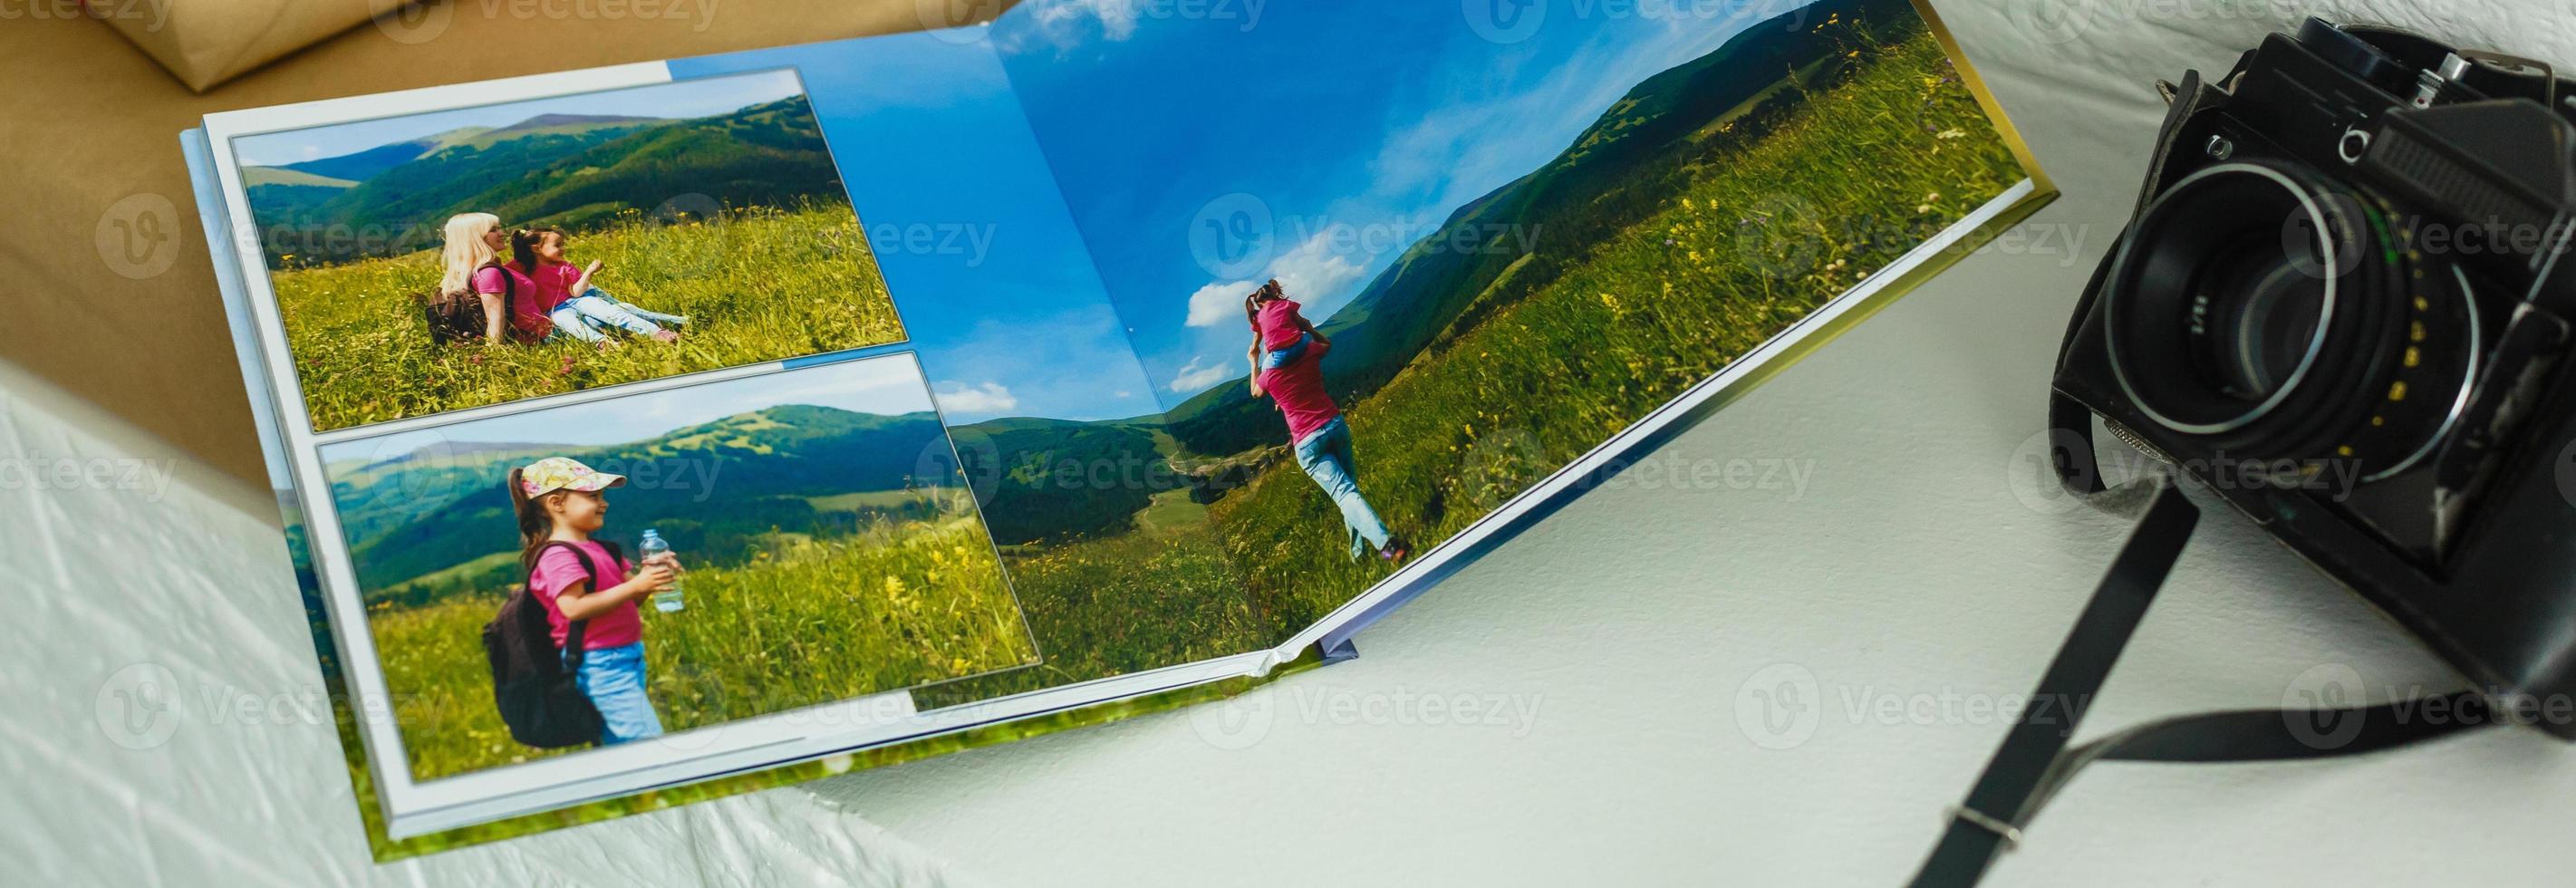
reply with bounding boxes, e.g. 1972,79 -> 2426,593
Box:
1908,480 -> 2496,887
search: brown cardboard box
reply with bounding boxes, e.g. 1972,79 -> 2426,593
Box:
92,0 -> 416,92
0,0 -> 999,485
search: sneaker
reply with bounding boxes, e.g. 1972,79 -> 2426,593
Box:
1377,537 -> 1410,565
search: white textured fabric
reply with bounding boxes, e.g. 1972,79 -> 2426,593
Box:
9,2 -> 2576,885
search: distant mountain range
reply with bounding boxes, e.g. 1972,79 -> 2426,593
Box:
1158,0 -> 1907,456
949,0 -> 1912,545
246,98 -> 845,267
333,405 -> 954,600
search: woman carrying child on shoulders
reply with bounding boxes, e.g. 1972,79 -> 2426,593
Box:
1242,279 -> 1410,565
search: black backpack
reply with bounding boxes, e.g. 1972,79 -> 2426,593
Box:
481,540 -> 618,748
420,261 -> 515,347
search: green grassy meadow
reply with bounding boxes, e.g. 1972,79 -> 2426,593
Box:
371,514 -> 1036,780
914,526 -> 1268,707
271,201 -> 905,431
1208,26 -> 2025,633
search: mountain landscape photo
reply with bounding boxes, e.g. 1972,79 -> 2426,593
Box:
329,398 -> 1041,781
914,0 -> 2031,710
238,70 -> 910,432
331,404 -> 960,602
246,98 -> 844,267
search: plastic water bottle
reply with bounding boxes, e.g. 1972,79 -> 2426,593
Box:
639,529 -> 683,613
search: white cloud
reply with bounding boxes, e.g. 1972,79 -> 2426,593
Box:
932,381 -> 1020,414
1029,0 -> 1142,41
1185,281 -> 1251,328
1167,356 -> 1237,393
1266,232 -> 1370,313
1183,231 -> 1372,328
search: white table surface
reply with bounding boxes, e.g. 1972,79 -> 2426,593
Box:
8,1 -> 2574,884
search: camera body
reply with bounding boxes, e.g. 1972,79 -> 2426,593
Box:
2053,19 -> 2576,732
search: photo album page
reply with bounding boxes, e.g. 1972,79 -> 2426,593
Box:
185,0 -> 2047,856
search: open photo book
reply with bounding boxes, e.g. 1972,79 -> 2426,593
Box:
181,0 -> 2050,856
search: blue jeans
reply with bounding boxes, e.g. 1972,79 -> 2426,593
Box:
1292,416 -> 1393,560
548,288 -> 687,343
1259,333 -> 1307,370
573,642 -> 664,745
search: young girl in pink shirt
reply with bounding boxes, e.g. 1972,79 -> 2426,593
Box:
512,225 -> 688,348
509,456 -> 680,745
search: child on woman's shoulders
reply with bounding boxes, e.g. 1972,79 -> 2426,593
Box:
1246,279 -> 1324,370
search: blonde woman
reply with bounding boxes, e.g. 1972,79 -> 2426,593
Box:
437,212 -> 551,343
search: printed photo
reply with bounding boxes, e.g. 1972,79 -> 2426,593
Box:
234,69 -> 907,431
664,37 -> 1281,708
993,0 -> 2031,637
318,355 -> 1036,780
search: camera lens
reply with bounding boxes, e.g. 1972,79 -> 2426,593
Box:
2103,160 -> 2479,481
2186,240 -> 2329,401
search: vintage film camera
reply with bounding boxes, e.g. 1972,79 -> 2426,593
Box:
2050,18 -> 2576,731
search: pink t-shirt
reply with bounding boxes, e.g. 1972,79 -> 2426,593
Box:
529,540 -> 642,651
1255,299 -> 1307,351
1259,344 -> 1340,444
471,264 -> 553,341
530,261 -> 584,310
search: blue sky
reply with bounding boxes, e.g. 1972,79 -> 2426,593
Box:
233,70 -> 804,168
993,0 -> 1792,409
672,33 -> 1163,426
320,353 -> 936,459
